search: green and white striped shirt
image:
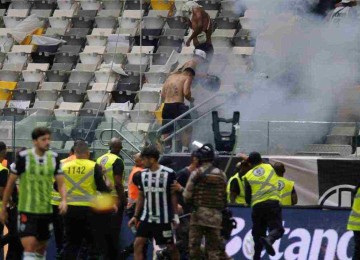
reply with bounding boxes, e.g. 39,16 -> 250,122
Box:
12,149 -> 62,214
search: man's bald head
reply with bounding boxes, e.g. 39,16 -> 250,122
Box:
134,153 -> 143,167
109,137 -> 122,155
74,140 -> 90,159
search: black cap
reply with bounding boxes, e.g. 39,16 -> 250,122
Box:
195,143 -> 215,162
247,152 -> 262,165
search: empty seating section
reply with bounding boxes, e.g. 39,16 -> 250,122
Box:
0,0 -> 257,152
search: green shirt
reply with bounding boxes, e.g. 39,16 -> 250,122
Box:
13,149 -> 62,214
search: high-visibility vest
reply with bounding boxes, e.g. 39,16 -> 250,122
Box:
51,155 -> 76,206
127,166 -> 143,208
97,152 -> 124,196
62,159 -> 97,207
18,149 -> 55,214
243,163 -> 280,207
226,173 -> 246,205
278,177 -> 295,206
348,187 -> 360,231
0,164 -> 8,212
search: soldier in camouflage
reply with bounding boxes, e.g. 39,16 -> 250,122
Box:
182,144 -> 228,260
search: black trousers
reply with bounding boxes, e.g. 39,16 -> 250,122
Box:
52,205 -> 64,259
63,206 -> 99,260
0,207 -> 23,260
93,204 -> 124,260
354,231 -> 360,260
252,201 -> 285,260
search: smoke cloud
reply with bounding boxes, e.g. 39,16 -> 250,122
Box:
191,0 -> 360,154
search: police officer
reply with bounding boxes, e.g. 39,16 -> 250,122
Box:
183,144 -> 228,259
226,161 -> 252,205
96,137 -> 125,260
242,152 -> 284,259
62,140 -> 109,259
273,162 -> 298,206
347,182 -> 360,259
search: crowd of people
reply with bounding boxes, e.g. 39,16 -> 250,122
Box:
0,124 -> 357,260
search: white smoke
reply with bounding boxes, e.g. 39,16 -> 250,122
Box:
192,0 -> 360,153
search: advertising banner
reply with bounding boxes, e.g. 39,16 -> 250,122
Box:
118,207 -> 354,260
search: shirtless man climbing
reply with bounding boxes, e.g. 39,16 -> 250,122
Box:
182,1 -> 214,59
161,64 -> 195,153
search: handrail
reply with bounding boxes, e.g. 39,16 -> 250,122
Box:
99,129 -> 141,153
163,101 -> 225,142
156,93 -> 224,136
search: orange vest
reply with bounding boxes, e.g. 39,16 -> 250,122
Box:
127,166 -> 143,208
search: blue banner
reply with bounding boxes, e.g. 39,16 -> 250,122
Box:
226,207 -> 354,259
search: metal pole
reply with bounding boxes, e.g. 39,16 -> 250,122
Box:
267,121 -> 270,155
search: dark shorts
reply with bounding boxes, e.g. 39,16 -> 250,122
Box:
18,212 -> 53,241
161,103 -> 191,135
195,43 -> 214,60
136,222 -> 174,245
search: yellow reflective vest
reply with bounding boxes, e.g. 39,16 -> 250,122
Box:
348,187 -> 360,231
51,155 -> 76,206
63,159 -> 97,207
97,152 -> 124,196
226,173 -> 246,205
278,177 -> 295,206
243,163 -> 280,207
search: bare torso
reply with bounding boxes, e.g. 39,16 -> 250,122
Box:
162,73 -> 190,103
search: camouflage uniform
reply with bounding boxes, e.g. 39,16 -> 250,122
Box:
183,163 -> 228,260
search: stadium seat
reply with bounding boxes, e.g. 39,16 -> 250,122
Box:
72,11 -> 95,29
54,102 -> 83,122
65,82 -> 88,92
4,9 -> 28,28
211,29 -> 235,47
215,12 -> 239,29
68,71 -> 93,84
98,9 -> 122,18
87,83 -> 115,103
61,89 -> 86,103
49,16 -> 71,30
36,82 -> 63,101
54,45 -> 81,65
102,1 -> 123,10
46,63 -> 72,82
159,29 -> 186,48
8,100 -> 31,109
104,101 -> 132,123
138,84 -> 161,103
22,63 -> 49,82
111,90 -> 136,103
119,10 -> 144,29
130,103 -> 158,123
91,28 -> 114,37
30,9 -> 53,19
63,28 -> 90,46
8,1 -> 31,10
166,16 -> 189,29
144,72 -> 167,84
94,69 -> 118,83
12,87 -> 35,102
45,27 -> 67,37
75,63 -> 98,72
87,35 -> 107,46
198,0 -> 221,10
233,29 -> 255,47
56,0 -> 76,10
79,45 -> 105,65
79,101 -> 107,117
27,100 -> 56,116
94,16 -> 117,29
79,0 -> 101,10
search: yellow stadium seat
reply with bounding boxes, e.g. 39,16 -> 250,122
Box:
0,81 -> 17,101
154,103 -> 164,124
151,0 -> 174,10
21,27 -> 44,45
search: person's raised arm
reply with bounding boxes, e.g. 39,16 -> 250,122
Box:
183,75 -> 193,102
186,10 -> 203,46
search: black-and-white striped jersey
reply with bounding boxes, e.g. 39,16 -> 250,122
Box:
133,165 -> 176,224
